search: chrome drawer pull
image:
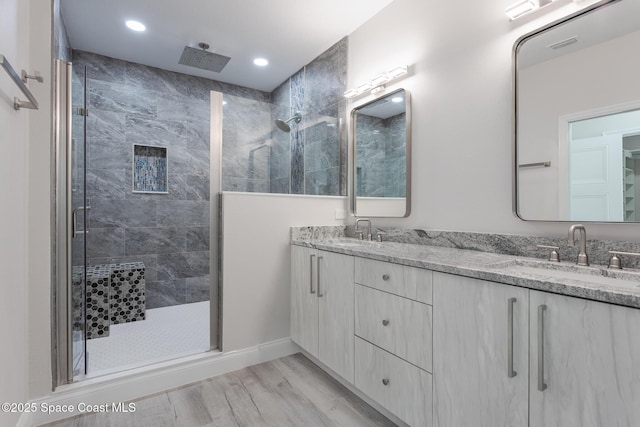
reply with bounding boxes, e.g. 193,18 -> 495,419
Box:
309,254 -> 316,294
538,304 -> 548,391
382,274 -> 390,281
382,319 -> 390,326
382,378 -> 389,386
507,297 -> 517,378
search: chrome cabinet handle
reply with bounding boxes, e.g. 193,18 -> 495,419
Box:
309,254 -> 316,294
507,297 -> 517,378
382,274 -> 390,281
382,319 -> 389,326
382,378 -> 389,386
538,304 -> 548,391
317,256 -> 324,297
72,205 -> 90,238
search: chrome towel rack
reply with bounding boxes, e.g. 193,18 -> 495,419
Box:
519,161 -> 551,169
0,54 -> 42,110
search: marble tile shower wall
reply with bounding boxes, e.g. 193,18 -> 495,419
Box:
73,50 -> 269,308
269,37 -> 348,195
356,112 -> 406,197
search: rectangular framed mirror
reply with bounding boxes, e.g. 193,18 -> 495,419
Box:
351,88 -> 411,217
514,0 -> 640,222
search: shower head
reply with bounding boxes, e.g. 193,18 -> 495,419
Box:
178,42 -> 231,73
275,113 -> 302,133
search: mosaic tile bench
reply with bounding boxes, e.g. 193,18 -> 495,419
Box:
73,262 -> 146,339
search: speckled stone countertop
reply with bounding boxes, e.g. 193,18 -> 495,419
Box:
291,236 -> 640,309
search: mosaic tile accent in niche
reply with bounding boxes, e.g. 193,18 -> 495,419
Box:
133,145 -> 168,193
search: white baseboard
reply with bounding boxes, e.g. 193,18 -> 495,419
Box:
28,338 -> 299,426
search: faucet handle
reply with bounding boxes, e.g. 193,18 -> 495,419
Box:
537,245 -> 560,262
608,250 -> 640,269
375,231 -> 387,242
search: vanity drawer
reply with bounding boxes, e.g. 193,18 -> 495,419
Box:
355,284 -> 432,372
355,337 -> 432,427
355,257 -> 432,304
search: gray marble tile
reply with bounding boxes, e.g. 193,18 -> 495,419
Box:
88,79 -> 157,118
125,227 -> 186,255
303,37 -> 347,114
145,279 -> 186,308
186,275 -> 211,303
89,200 -> 157,228
168,146 -> 210,177
86,169 -> 128,200
305,166 -> 340,196
87,136 -> 131,172
73,50 -> 126,83
157,201 -> 209,226
156,91 -> 210,123
186,227 -> 210,251
270,176 -> 290,194
86,108 -> 126,144
165,174 -> 210,201
271,77 -> 290,108
156,251 -> 210,281
185,121 -> 210,151
291,128 -> 305,194
86,227 -> 125,258
125,115 -> 188,148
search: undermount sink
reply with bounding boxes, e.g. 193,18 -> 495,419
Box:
486,259 -> 640,288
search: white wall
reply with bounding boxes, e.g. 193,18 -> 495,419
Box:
221,193 -> 346,351
0,0 -> 52,423
27,0 -> 54,399
0,0 -> 30,424
347,0 -> 636,241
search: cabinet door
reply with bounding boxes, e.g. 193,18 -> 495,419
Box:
318,250 -> 355,382
290,245 -> 318,358
433,272 -> 528,427
530,291 -> 640,427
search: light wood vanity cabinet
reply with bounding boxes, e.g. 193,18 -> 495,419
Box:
434,272 -> 640,427
293,245 -> 640,427
354,258 -> 433,426
433,272 -> 529,427
529,290 -> 640,427
290,245 -> 354,382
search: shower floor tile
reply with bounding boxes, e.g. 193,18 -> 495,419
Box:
86,301 -> 210,377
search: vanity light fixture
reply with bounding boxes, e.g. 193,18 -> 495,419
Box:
344,65 -> 408,99
505,0 -> 537,20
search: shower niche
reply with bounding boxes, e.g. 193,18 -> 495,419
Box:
133,144 -> 168,194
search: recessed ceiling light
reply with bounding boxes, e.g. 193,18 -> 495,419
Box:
126,20 -> 146,32
253,58 -> 269,67
392,96 -> 403,103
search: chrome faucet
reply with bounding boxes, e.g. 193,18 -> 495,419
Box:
355,218 -> 372,241
568,224 -> 589,266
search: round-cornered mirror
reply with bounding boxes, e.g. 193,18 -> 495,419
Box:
351,88 -> 411,218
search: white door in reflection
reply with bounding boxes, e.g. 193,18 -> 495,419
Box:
568,134 -> 623,221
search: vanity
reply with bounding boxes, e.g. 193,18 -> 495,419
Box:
290,232 -> 640,427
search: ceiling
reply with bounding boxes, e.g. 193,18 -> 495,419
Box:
517,0 -> 640,69
61,0 -> 394,93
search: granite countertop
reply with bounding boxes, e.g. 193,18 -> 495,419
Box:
291,237 -> 640,309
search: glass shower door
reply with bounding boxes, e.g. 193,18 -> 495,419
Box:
70,64 -> 88,378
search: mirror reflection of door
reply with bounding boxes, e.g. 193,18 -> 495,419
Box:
566,110 -> 640,221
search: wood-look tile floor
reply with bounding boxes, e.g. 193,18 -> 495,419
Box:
41,353 -> 396,427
